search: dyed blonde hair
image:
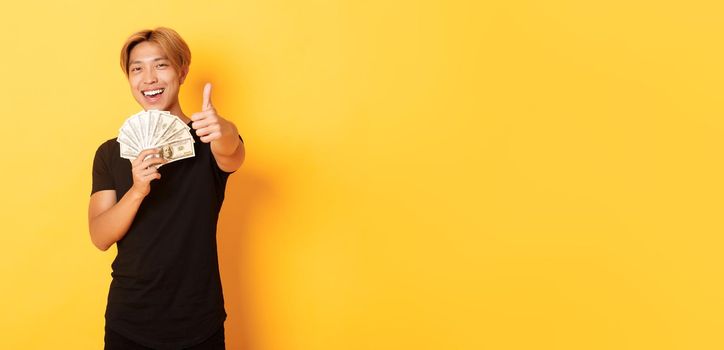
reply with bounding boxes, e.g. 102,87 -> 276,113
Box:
120,27 -> 191,77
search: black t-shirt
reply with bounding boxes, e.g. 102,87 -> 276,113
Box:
91,123 -> 242,349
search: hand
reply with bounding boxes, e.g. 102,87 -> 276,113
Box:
190,83 -> 237,143
129,148 -> 167,198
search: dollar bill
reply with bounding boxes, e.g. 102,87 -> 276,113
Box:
151,112 -> 175,143
147,110 -> 159,145
159,138 -> 195,165
116,110 -> 195,165
157,118 -> 191,146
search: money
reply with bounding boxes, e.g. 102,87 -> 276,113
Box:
117,110 -> 195,167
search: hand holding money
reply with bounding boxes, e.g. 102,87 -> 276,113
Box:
191,83 -> 237,144
130,149 -> 167,197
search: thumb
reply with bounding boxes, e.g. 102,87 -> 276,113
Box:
202,82 -> 213,111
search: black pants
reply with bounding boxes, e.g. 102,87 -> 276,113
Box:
104,324 -> 225,350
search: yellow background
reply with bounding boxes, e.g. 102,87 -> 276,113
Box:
1,0 -> 722,349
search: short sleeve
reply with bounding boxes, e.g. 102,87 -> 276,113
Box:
211,134 -> 245,176
91,141 -> 115,195
226,134 -> 245,174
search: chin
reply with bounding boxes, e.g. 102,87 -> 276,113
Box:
137,100 -> 167,111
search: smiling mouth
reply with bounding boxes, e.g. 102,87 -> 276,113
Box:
142,88 -> 165,97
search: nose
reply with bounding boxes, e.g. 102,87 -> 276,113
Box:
142,68 -> 157,85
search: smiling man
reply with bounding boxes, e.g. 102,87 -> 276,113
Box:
88,27 -> 245,350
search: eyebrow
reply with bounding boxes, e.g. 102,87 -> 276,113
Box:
129,57 -> 169,65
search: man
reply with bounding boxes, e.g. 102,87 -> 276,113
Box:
88,27 -> 245,349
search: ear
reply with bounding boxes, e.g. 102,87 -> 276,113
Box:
179,67 -> 189,85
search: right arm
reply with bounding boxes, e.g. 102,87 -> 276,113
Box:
88,149 -> 167,251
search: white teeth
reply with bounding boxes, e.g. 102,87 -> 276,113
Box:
143,88 -> 164,96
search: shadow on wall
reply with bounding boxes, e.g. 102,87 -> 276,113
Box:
189,43 -> 275,349
217,168 -> 274,350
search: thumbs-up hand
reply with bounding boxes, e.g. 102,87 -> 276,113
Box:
190,83 -> 237,144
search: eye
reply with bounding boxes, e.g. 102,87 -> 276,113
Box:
130,66 -> 141,72
156,63 -> 168,69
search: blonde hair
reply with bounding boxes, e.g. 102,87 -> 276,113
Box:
120,27 -> 191,77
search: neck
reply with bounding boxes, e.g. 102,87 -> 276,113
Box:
163,98 -> 191,124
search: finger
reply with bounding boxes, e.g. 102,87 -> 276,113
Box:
140,156 -> 167,169
202,82 -> 213,111
140,167 -> 159,177
200,132 -> 221,143
190,110 -> 215,122
195,125 -> 218,137
191,115 -> 215,129
141,171 -> 161,181
135,152 -> 163,166
134,157 -> 167,174
133,148 -> 161,166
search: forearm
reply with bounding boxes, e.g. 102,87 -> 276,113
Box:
210,123 -> 245,172
89,190 -> 145,251
210,122 -> 240,156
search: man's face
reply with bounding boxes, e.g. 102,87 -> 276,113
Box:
127,41 -> 186,111
162,145 -> 172,159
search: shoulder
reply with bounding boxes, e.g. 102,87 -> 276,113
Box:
96,137 -> 118,152
93,137 -> 120,163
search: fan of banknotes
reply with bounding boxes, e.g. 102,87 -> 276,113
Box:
117,110 -> 195,167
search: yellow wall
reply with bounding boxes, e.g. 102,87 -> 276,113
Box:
1,0 -> 723,349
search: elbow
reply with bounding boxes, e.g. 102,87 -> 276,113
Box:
89,226 -> 113,251
217,150 -> 245,173
90,235 -> 112,251
229,143 -> 246,171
